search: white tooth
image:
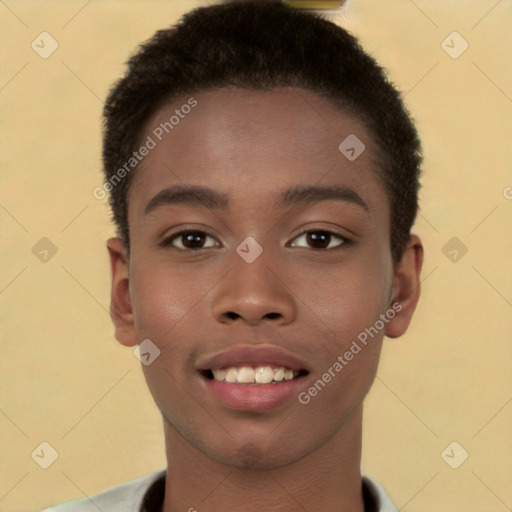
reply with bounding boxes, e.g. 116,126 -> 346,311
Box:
284,369 -> 294,381
273,367 -> 285,382
237,366 -> 256,383
255,366 -> 274,384
225,367 -> 238,383
212,369 -> 226,381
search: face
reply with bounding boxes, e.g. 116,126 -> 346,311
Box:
108,88 -> 422,470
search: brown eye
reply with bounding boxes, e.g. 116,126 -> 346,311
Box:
161,230 -> 220,250
289,230 -> 348,250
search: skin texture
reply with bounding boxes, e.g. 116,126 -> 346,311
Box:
107,88 -> 423,512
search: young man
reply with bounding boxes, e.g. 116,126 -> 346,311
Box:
41,1 -> 423,510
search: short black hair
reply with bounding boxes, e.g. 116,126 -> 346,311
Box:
102,0 -> 422,262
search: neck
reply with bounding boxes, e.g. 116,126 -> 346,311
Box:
161,406 -> 365,512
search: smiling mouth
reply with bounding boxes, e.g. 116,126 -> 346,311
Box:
200,366 -> 309,385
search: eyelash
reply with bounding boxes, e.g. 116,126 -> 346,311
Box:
159,229 -> 351,251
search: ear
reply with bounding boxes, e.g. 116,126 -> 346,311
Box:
107,237 -> 138,347
385,234 -> 424,339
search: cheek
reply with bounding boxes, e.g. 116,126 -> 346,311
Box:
298,260 -> 391,344
296,270 -> 387,415
128,261 -> 218,381
294,257 -> 391,402
296,345 -> 381,432
129,263 -> 203,340
129,267 -> 197,415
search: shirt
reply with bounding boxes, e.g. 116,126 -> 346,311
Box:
36,469 -> 398,512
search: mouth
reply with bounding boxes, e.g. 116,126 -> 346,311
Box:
199,365 -> 309,385
196,345 -> 311,410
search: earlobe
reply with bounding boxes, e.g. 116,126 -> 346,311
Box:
107,237 -> 138,347
385,234 -> 424,339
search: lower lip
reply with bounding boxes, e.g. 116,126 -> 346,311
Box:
201,375 -> 306,411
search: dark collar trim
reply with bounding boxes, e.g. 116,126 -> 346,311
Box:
140,472 -> 378,512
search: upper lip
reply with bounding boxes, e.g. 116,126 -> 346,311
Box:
197,345 -> 310,372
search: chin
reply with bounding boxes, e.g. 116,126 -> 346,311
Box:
223,444 -> 297,471
205,435 -> 313,471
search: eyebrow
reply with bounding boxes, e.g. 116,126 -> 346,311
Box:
144,184 -> 369,215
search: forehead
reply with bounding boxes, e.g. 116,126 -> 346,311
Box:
129,88 -> 387,216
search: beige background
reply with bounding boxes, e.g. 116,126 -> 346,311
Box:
1,1 -> 510,511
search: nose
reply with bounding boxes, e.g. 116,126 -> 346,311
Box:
210,249 -> 296,326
